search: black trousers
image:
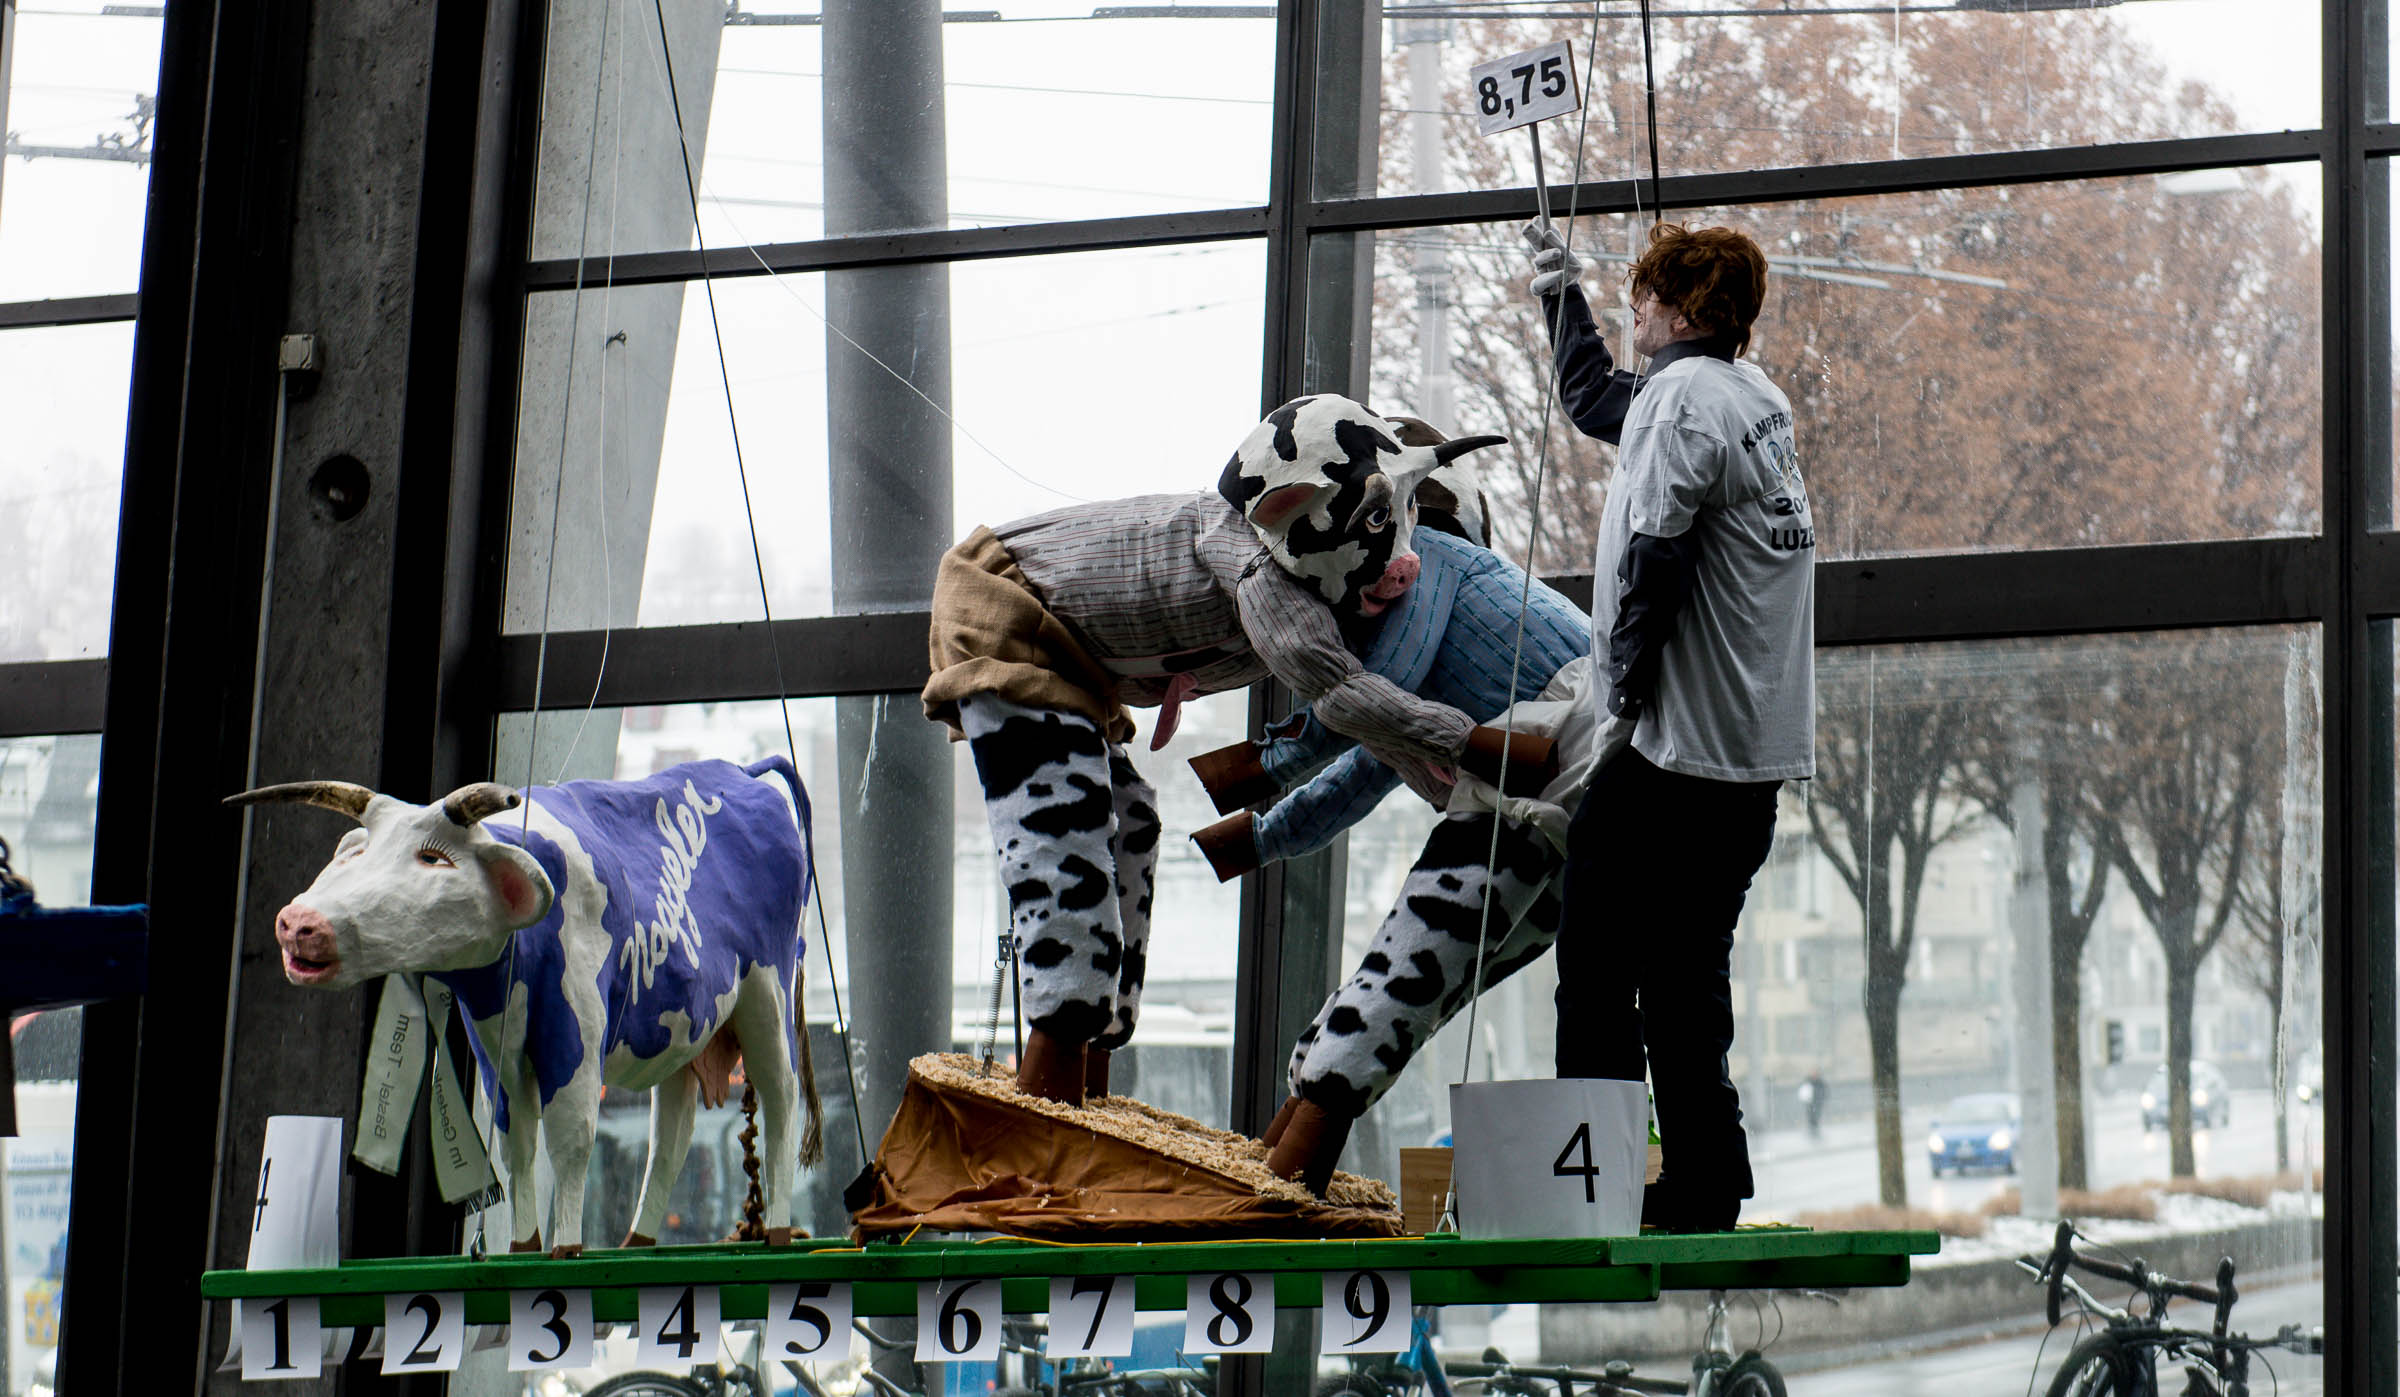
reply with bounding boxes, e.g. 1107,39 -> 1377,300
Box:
1555,746 -> 1780,1206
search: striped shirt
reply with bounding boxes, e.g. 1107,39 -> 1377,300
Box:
997,492 -> 1475,797
1253,529 -> 1590,863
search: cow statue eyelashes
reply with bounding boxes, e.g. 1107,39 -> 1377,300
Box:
230,757 -> 825,1258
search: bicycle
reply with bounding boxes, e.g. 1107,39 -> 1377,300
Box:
2015,1218 -> 2323,1397
1318,1294 -> 1787,1397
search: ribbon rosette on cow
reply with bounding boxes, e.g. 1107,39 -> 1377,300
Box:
1217,393 -> 1502,617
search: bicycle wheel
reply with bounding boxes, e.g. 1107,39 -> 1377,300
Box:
2044,1333 -> 2142,1397
1714,1353 -> 1786,1397
1313,1375 -> 1391,1397
584,1374 -> 712,1397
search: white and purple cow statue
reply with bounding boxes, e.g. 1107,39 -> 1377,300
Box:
229,756 -> 824,1257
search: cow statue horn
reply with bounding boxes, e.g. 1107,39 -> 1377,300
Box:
223,781 -> 376,820
1432,434 -> 1506,463
441,782 -> 522,827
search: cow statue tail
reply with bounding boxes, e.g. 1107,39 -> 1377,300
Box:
796,968 -> 825,1166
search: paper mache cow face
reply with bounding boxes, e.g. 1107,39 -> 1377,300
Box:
226,780 -> 555,989
1218,394 -> 1504,615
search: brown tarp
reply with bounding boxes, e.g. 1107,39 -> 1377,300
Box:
851,1063 -> 1403,1242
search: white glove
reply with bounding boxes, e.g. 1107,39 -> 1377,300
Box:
1523,221 -> 1583,297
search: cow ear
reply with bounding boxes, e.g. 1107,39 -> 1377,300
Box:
477,843 -> 555,930
1249,482 -> 1319,531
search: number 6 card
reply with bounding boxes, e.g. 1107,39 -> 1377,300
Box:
916,1279 -> 1002,1363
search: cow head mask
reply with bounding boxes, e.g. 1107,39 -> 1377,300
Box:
226,780 -> 555,989
1218,394 -> 1504,615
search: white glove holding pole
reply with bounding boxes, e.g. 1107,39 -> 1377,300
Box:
1523,221 -> 1583,297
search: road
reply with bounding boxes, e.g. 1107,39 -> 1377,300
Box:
1748,1089 -> 2324,1218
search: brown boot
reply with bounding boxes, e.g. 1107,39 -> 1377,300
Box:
1016,1026 -> 1087,1106
1085,1048 -> 1112,1101
1260,1094 -> 1303,1148
1263,1098 -> 1353,1198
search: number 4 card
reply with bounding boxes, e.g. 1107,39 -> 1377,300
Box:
637,1284 -> 722,1366
1047,1275 -> 1135,1359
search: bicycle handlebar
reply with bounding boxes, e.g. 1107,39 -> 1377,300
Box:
2030,1219 -> 2231,1318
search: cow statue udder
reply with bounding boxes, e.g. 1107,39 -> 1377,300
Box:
230,756 -> 824,1257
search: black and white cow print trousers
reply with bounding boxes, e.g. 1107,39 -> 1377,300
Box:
959,694 -> 1163,1049
1286,811 -> 1563,1119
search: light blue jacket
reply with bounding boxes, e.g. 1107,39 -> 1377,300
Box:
1252,529 -> 1589,863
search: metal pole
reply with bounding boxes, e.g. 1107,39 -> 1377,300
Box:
824,3 -> 953,1387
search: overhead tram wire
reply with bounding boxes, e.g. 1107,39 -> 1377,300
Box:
1457,0 -> 1633,1086
648,0 -> 874,1172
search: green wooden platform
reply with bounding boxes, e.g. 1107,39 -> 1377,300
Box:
200,1229 -> 1938,1327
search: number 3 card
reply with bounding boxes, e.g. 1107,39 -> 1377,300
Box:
508,1288 -> 594,1371
1182,1271 -> 1275,1354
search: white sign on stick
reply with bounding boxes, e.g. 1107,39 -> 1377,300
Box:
1047,1275 -> 1136,1359
767,1281 -> 853,1362
1319,1269 -> 1411,1354
1469,40 -> 1581,136
381,1291 -> 466,1374
638,1284 -> 723,1366
508,1288 -> 595,1371
916,1279 -> 1002,1363
240,1297 -> 322,1379
1181,1272 -> 1274,1354
1450,1078 -> 1647,1238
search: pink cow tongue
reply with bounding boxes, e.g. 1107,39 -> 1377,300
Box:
1150,672 -> 1200,752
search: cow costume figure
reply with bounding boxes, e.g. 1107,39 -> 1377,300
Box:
1183,434 -> 1602,1194
923,394 -> 1514,1106
230,757 -> 825,1257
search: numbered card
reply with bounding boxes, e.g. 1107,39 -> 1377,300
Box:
1182,1272 -> 1274,1355
382,1291 -> 466,1374
1320,1270 -> 1411,1354
767,1281 -> 853,1362
1468,40 -> 1582,136
1047,1275 -> 1135,1359
241,1297 -> 322,1379
1451,1078 -> 1646,1238
637,1284 -> 723,1366
508,1288 -> 594,1371
916,1279 -> 1002,1363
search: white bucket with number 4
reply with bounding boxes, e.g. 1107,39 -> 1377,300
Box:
1448,1079 -> 1647,1239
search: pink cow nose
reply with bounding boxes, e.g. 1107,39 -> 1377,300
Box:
1366,552 -> 1420,601
276,903 -> 334,954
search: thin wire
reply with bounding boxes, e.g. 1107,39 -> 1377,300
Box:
1639,0 -> 1665,219
1458,0 -> 1614,1084
649,0 -> 871,1170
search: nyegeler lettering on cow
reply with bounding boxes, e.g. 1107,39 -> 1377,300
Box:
228,757 -> 825,1258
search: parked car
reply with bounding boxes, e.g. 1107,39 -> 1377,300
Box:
1926,1092 -> 2020,1177
2141,1060 -> 2231,1132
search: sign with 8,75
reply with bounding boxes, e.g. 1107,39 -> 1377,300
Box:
1468,40 -> 1581,137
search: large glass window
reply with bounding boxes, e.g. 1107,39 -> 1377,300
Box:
1,734 -> 96,1397
1314,169 -> 2321,569
1317,2 -> 2318,202
0,323 -> 132,662
504,242 -> 1268,632
0,0 -> 163,300
528,3 -> 1278,261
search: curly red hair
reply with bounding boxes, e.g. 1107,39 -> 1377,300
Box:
1627,223 -> 1769,356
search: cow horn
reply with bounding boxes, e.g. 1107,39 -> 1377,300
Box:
1432,433 -> 1507,464
223,781 -> 377,820
441,783 -> 521,827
